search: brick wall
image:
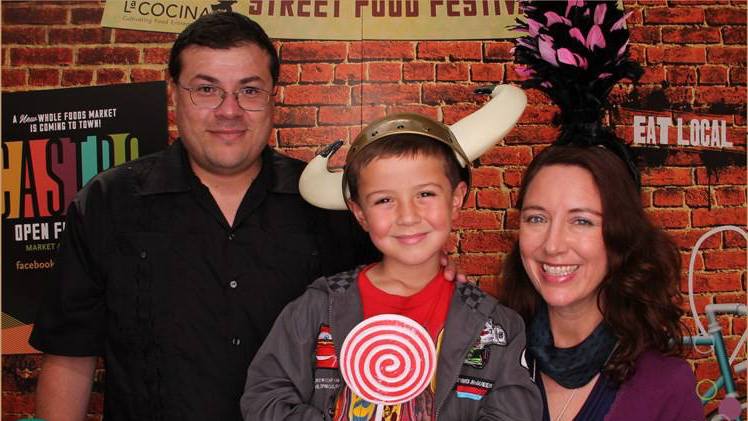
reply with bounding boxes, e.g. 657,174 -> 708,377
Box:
2,1 -> 745,419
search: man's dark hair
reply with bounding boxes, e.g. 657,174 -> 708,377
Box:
345,134 -> 464,204
169,12 -> 279,85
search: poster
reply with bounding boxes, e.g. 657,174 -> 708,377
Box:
2,81 -> 169,354
101,0 -> 522,39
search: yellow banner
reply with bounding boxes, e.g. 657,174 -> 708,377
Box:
102,0 -> 522,40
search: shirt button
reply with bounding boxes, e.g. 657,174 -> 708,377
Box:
139,250 -> 147,259
231,337 -> 241,346
228,233 -> 235,240
229,280 -> 238,289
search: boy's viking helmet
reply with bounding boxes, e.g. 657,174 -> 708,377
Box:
299,84 -> 527,210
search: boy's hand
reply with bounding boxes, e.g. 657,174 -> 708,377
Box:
440,253 -> 469,283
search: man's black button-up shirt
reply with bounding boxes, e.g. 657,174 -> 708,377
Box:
30,140 -> 377,420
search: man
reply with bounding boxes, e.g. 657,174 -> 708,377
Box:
30,12 -> 376,420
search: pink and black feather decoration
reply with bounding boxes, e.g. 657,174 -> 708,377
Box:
512,0 -> 643,186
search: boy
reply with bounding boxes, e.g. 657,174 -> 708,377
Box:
241,113 -> 541,420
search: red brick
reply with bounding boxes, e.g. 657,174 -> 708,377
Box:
669,0 -> 729,4
639,66 -> 666,84
481,146 -> 533,166
11,47 -> 73,66
704,250 -> 747,270
441,102 -> 479,124
349,41 -> 415,60
2,27 -> 46,44
637,0 -> 667,5
2,69 -> 26,87
653,188 -> 684,207
698,66 -> 728,85
681,250 -> 704,272
505,208 -> 520,229
143,47 -> 169,65
78,47 -> 139,65
476,190 -> 511,209
352,83 -> 419,105
71,6 -> 104,24
641,167 -> 693,186
279,64 -> 299,84
28,68 -> 59,86
484,41 -> 514,61
730,66 -> 746,85
472,167 -> 502,188
662,47 -> 706,64
715,187 -> 746,206
625,7 -> 644,25
334,63 -> 362,83
662,27 -> 721,44
114,29 -> 176,43
386,104 -> 438,118
722,26 -> 747,45
663,150 -> 703,167
278,126 -> 349,147
648,209 -> 690,228
705,7 -> 747,25
696,167 -> 746,185
666,66 -> 697,85
436,63 -> 468,82
733,314 -> 747,334
479,275 -> 501,299
644,7 -> 705,24
300,63 -> 334,83
96,68 -> 126,85
693,207 -> 746,227
462,231 -> 515,253
505,126 -> 559,145
403,62 -> 434,81
418,41 -> 481,61
2,392 -> 35,413
669,228 -> 723,250
455,210 -> 500,229
3,6 -> 67,25
685,187 -> 710,207
284,85 -> 349,105
49,27 -> 111,44
518,105 -> 557,125
318,106 -> 384,125
630,26 -> 661,43
273,106 -> 317,127
282,42 -> 347,62
469,63 -> 502,82
686,272 -> 743,292
367,62 -> 401,82
706,81 -> 747,101
457,254 -> 501,276
632,44 -> 648,63
707,47 -> 747,65
422,83 -> 479,104
61,69 -> 94,87
130,68 -> 163,82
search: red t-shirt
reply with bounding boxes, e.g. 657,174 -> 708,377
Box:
358,265 -> 454,341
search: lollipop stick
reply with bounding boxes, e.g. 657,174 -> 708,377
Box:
375,403 -> 384,421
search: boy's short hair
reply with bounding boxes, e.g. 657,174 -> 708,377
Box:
346,134 -> 465,203
168,12 -> 279,85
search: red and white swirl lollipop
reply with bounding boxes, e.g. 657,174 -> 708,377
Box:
340,314 -> 436,405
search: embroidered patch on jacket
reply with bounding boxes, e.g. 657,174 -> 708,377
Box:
463,319 -> 507,368
315,324 -> 338,369
455,375 -> 494,401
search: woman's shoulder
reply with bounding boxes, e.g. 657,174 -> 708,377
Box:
630,350 -> 696,384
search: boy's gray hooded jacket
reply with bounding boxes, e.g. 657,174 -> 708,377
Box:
241,267 -> 541,420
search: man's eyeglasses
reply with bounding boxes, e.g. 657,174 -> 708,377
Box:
177,84 -> 275,111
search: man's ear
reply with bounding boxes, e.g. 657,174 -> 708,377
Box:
347,199 -> 369,232
451,181 -> 468,215
169,79 -> 178,108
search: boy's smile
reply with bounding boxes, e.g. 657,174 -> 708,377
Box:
349,154 -> 466,281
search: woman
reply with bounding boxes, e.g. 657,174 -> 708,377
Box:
501,145 -> 703,421
502,1 -> 703,420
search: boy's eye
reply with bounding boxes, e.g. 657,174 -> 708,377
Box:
374,197 -> 391,205
417,191 -> 436,198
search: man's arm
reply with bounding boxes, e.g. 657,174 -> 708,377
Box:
36,354 -> 97,421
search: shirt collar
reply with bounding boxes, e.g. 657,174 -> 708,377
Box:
137,139 -> 301,196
